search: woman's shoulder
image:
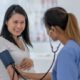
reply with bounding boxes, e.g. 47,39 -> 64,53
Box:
0,36 -> 4,41
0,36 -> 8,44
0,36 -> 10,52
0,36 -> 6,44
62,40 -> 80,51
0,36 -> 13,44
59,40 -> 80,60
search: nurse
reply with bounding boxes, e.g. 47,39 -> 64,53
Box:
0,4 -> 34,80
44,7 -> 80,80
18,7 -> 80,80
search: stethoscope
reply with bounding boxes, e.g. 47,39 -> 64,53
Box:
40,38 -> 61,80
12,38 -> 61,80
12,64 -> 27,80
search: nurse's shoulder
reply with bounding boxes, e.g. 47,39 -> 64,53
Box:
0,36 -> 8,53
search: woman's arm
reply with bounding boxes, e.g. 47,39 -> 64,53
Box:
20,72 -> 51,80
7,65 -> 19,80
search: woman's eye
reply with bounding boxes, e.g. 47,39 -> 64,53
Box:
14,21 -> 18,24
21,21 -> 25,24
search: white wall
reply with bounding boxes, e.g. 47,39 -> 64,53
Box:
57,0 -> 80,26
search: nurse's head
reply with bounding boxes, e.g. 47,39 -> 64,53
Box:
44,7 -> 80,44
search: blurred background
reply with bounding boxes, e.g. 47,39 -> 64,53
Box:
0,0 -> 80,78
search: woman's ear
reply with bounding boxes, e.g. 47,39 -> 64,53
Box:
49,30 -> 52,35
51,26 -> 57,32
49,26 -> 55,35
50,26 -> 62,35
51,26 -> 55,31
55,26 -> 64,34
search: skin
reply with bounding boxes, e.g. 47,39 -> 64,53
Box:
19,71 -> 51,80
7,65 -> 19,80
6,13 -> 33,80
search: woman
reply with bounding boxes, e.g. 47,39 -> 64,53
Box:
43,7 -> 80,80
19,7 -> 80,80
0,4 -> 34,80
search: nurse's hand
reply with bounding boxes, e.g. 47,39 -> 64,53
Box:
16,58 -> 34,70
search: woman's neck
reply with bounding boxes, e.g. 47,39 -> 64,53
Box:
12,36 -> 19,41
59,34 -> 70,45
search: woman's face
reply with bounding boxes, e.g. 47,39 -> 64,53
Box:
6,13 -> 26,37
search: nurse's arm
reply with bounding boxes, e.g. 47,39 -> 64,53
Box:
20,72 -> 51,80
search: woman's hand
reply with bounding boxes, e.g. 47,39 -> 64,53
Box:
16,58 -> 34,70
7,65 -> 19,80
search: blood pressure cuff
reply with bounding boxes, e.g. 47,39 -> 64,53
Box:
0,50 -> 14,68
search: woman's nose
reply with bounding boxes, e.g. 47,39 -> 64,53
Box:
17,23 -> 22,28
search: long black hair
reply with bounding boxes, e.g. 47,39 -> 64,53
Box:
44,7 -> 68,30
1,4 -> 32,47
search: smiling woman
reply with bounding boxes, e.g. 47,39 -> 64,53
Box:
0,4 -> 34,80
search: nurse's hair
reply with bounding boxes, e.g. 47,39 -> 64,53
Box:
44,7 -> 80,44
